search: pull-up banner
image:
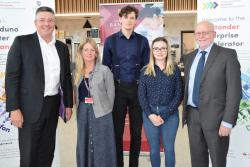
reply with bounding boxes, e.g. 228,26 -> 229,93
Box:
0,1 -> 60,166
197,0 -> 250,166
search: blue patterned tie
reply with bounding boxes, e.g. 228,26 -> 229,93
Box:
192,51 -> 207,107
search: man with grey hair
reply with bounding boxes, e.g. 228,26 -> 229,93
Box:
5,6 -> 73,167
182,20 -> 242,167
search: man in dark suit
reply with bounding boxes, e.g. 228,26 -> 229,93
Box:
182,20 -> 242,167
5,6 -> 73,167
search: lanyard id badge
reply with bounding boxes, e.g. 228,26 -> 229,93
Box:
85,97 -> 93,104
83,77 -> 94,104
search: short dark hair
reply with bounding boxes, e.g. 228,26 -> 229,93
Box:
35,6 -> 55,16
119,5 -> 139,19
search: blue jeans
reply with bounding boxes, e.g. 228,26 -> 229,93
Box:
143,109 -> 179,167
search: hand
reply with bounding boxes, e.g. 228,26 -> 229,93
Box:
10,109 -> 23,128
148,114 -> 164,126
158,116 -> 164,125
65,108 -> 72,121
154,116 -> 164,126
218,125 -> 232,137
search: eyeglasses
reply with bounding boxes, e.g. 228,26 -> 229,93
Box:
194,31 -> 214,36
152,47 -> 167,52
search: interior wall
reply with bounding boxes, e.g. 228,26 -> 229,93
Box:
56,17 -> 100,43
55,15 -> 196,62
164,15 -> 197,62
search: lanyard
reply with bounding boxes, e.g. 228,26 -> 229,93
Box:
83,77 -> 90,97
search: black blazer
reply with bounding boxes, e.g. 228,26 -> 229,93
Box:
5,32 -> 73,123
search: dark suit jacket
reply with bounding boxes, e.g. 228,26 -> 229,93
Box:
5,32 -> 73,123
182,43 -> 242,129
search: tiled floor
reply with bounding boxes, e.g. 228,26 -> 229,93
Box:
58,108 -> 191,167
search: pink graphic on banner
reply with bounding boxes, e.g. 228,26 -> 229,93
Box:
100,3 -> 164,45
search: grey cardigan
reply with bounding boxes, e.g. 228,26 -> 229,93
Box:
75,62 -> 115,118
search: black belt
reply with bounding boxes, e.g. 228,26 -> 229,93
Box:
44,93 -> 59,99
187,105 -> 198,110
115,80 -> 138,86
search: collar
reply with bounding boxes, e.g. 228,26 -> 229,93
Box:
93,61 -> 101,72
37,32 -> 56,45
154,64 -> 165,72
77,62 -> 101,87
118,30 -> 136,39
198,43 -> 214,55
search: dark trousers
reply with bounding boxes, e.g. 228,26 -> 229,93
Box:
113,82 -> 142,167
19,94 -> 60,167
187,106 -> 229,167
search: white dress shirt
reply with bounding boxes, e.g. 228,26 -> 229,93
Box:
38,33 -> 60,97
187,43 -> 213,107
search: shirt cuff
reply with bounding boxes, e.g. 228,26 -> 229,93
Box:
221,121 -> 233,129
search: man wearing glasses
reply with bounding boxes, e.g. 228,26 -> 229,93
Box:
5,6 -> 73,167
182,20 -> 242,167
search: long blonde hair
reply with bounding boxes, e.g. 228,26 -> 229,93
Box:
144,37 -> 175,76
74,38 -> 100,85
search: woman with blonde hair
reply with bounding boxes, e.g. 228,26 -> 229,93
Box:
138,37 -> 183,167
74,38 -> 116,167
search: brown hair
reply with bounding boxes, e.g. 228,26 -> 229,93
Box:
119,5 -> 139,19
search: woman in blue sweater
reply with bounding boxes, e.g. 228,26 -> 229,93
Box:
138,37 -> 183,167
